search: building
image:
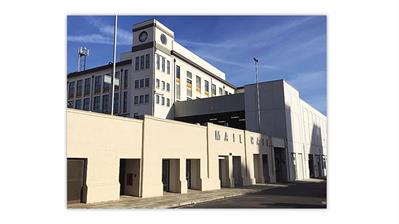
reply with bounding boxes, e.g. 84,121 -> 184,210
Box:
67,19 -> 327,204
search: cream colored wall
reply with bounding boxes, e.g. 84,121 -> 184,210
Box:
67,109 -> 143,203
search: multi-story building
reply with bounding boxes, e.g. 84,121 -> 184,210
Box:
67,19 -> 235,119
66,19 -> 327,205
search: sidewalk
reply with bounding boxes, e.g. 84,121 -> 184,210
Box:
68,184 -> 287,209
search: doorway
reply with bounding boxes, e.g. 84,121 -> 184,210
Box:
218,156 -> 229,187
67,158 -> 87,203
186,159 -> 201,190
162,159 -> 180,192
308,154 -> 315,178
262,154 -> 270,183
119,159 -> 141,197
274,147 -> 288,183
232,156 -> 243,187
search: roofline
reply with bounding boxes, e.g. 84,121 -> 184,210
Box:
67,60 -> 132,78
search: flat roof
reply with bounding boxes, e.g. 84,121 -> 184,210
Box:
67,60 -> 132,78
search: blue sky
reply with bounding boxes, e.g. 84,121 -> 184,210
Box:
67,16 -> 326,115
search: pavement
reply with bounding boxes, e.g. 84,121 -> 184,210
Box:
68,184 -> 285,209
180,178 -> 327,208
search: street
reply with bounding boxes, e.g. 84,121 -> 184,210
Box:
180,179 -> 327,208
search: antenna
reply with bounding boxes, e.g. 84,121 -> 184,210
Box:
77,47 -> 89,72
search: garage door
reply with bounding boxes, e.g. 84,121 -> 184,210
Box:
67,158 -> 86,203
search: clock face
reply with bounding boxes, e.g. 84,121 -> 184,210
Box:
139,31 -> 148,42
160,33 -> 167,45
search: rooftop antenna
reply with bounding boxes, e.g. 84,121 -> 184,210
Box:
77,47 -> 89,72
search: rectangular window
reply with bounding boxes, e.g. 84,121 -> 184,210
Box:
123,92 -> 128,113
211,84 -> 216,96
156,95 -> 160,104
196,76 -> 201,94
140,55 -> 144,70
135,80 -> 139,89
166,98 -> 170,107
115,72 -> 120,91
102,95 -> 109,113
103,76 -> 110,93
93,96 -> 101,112
123,70 -> 128,90
145,94 -> 149,104
134,96 -> 139,104
187,71 -> 192,97
139,95 -> 144,104
114,93 -> 119,114
204,80 -> 209,96
219,87 -> 223,95
176,65 -> 181,79
83,98 -> 90,111
76,80 -> 83,97
156,79 -> 160,89
75,99 -> 82,109
145,54 -> 150,69
139,79 -> 144,88
161,57 -> 165,72
84,78 -> 91,96
68,81 -> 75,99
145,78 -> 149,87
166,60 -> 170,74
166,83 -> 170,92
162,81 -> 165,90
176,65 -> 181,100
156,54 -> 160,70
161,96 -> 165,105
94,76 -> 102,94
176,84 -> 181,100
135,56 -> 139,70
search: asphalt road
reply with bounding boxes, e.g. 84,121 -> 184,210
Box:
180,180 -> 327,208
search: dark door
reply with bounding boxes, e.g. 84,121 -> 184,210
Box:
308,154 -> 314,178
67,158 -> 86,203
274,148 -> 287,183
186,160 -> 192,189
119,159 -> 126,195
162,160 -> 170,191
262,154 -> 270,183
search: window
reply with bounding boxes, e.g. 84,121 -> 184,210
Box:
219,87 -> 223,96
145,94 -> 149,104
135,56 -> 139,71
139,79 -> 144,88
161,81 -> 165,90
196,76 -> 201,94
224,90 -> 228,95
102,95 -> 109,113
204,80 -> 209,96
76,80 -> 83,97
83,98 -> 90,111
94,76 -> 101,94
166,60 -> 170,74
145,78 -> 149,87
161,96 -> 165,105
166,83 -> 170,92
123,70 -> 128,90
75,99 -> 82,109
114,93 -> 119,114
123,92 -> 128,113
135,80 -> 139,89
140,55 -> 144,70
211,84 -> 216,96
103,76 -> 110,93
166,98 -> 170,107
115,72 -> 120,91
68,81 -> 75,99
93,96 -> 101,112
156,95 -> 160,104
145,54 -> 150,69
84,78 -> 91,96
161,57 -> 165,72
134,96 -> 138,104
156,54 -> 160,70
139,95 -> 144,104
187,71 -> 192,97
176,65 -> 181,100
156,79 -> 160,89
67,100 -> 74,108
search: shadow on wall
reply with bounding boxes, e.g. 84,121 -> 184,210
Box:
309,123 -> 325,178
284,104 -> 294,182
